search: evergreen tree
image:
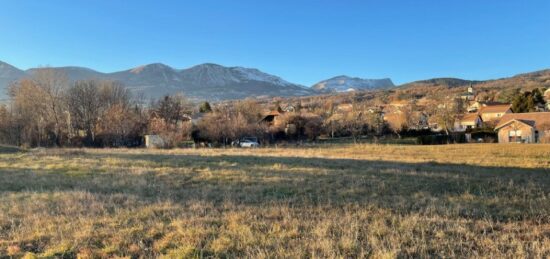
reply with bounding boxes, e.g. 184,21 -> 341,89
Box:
526,95 -> 535,112
532,88 -> 545,105
511,90 -> 544,113
199,101 -> 212,113
511,94 -> 525,113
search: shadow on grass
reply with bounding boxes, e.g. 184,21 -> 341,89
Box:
1,152 -> 549,221
0,145 -> 21,153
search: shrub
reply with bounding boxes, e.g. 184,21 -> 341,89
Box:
417,133 -> 466,145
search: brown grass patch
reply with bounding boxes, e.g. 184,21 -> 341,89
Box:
0,144 -> 549,257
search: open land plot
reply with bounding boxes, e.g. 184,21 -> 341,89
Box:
0,144 -> 549,258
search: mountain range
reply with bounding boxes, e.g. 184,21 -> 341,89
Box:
312,75 -> 394,92
2,60 -> 549,102
399,69 -> 550,91
0,61 -> 393,101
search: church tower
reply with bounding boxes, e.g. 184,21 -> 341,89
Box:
467,83 -> 474,95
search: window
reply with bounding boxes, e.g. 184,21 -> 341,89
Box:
509,130 -> 522,136
509,130 -> 522,143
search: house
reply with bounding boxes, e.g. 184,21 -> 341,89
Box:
336,103 -> 353,113
260,110 -> 285,125
149,110 -> 192,128
282,105 -> 297,112
494,112 -> 550,143
415,112 -> 430,130
388,99 -> 409,108
477,104 -> 512,123
467,101 -> 481,112
454,113 -> 482,132
383,111 -> 429,131
367,105 -> 384,114
467,101 -> 506,113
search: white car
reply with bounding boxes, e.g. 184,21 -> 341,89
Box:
239,139 -> 259,148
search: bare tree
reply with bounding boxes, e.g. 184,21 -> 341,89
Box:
99,80 -> 131,109
31,69 -> 69,146
67,79 -> 142,146
366,110 -> 385,138
433,101 -> 459,135
68,80 -> 101,144
196,111 -> 230,146
303,113 -> 323,141
8,79 -> 43,146
0,104 -> 18,145
385,112 -> 406,139
96,104 -> 145,147
153,94 -> 192,125
8,70 -> 69,147
234,100 -> 263,122
340,105 -> 369,144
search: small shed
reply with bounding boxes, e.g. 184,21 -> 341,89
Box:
144,134 -> 166,148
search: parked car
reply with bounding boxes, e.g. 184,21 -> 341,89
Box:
237,137 -> 260,148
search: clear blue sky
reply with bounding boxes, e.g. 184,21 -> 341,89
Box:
1,1 -> 549,85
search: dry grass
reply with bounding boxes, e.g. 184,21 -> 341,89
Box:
0,144 -> 549,258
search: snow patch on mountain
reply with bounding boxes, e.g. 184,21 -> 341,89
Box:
312,75 -> 394,92
232,67 -> 297,87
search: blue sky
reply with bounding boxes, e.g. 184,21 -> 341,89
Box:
1,1 -> 549,85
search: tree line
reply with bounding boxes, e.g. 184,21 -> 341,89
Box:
7,69 -> 537,148
0,69 -> 147,147
0,70 -> 409,148
0,70 -> 329,147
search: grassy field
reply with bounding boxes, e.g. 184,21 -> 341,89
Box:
1,144 -> 550,258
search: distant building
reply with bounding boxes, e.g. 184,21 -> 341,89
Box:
388,99 -> 409,108
478,104 -> 512,123
144,134 -> 166,148
465,102 -> 512,124
454,113 -> 482,132
460,84 -> 475,101
191,113 -> 205,124
467,101 -> 505,112
494,112 -> 550,143
415,112 -> 430,130
336,103 -> 353,113
282,105 -> 297,112
383,111 -> 429,130
468,85 -> 474,94
260,110 -> 285,125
